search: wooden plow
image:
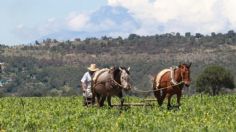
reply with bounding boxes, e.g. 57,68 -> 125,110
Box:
111,98 -> 157,107
105,88 -> 159,107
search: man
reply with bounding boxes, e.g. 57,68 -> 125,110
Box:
81,64 -> 99,106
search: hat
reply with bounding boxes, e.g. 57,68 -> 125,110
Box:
87,64 -> 99,71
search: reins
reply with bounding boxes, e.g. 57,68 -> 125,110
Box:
110,78 -> 123,88
93,78 -> 124,90
131,81 -> 184,93
93,67 -> 185,93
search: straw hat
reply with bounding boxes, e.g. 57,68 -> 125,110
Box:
87,64 -> 99,71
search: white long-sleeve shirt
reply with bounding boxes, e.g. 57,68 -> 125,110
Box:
81,72 -> 93,98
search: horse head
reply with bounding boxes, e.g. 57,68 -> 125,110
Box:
178,63 -> 191,87
110,66 -> 131,91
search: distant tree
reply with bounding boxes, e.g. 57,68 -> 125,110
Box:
46,38 -> 52,43
53,39 -> 58,43
227,30 -> 235,38
35,40 -> 40,45
185,32 -> 191,37
102,36 -> 108,40
211,32 -> 216,37
195,33 -> 203,38
117,36 -> 123,40
196,65 -> 235,95
74,38 -> 81,42
128,34 -> 140,40
176,32 -> 181,37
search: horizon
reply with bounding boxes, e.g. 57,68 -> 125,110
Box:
1,0 -> 236,45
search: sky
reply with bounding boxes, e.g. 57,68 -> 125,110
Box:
1,0 -> 236,45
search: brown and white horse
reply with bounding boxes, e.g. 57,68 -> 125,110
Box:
92,67 -> 131,107
153,63 -> 191,109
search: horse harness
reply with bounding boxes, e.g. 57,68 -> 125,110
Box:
92,69 -> 123,91
156,66 -> 184,90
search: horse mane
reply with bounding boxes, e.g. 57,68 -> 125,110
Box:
110,66 -> 130,84
113,67 -> 120,79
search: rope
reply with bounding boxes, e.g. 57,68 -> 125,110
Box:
131,81 -> 184,93
110,78 -> 123,88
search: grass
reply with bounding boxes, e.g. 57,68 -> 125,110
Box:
0,95 -> 236,131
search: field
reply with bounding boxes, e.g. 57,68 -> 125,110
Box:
0,95 -> 236,131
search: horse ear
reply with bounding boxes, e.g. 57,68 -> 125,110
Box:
178,64 -> 182,68
119,67 -> 123,71
178,62 -> 182,68
127,67 -> 130,71
110,66 -> 115,70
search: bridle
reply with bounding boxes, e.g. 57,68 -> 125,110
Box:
110,70 -> 131,90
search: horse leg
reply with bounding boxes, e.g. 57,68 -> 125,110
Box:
99,96 -> 106,107
118,92 -> 124,109
92,92 -> 96,105
156,90 -> 166,106
176,92 -> 182,108
157,95 -> 163,106
167,94 -> 173,110
91,82 -> 95,105
107,96 -> 112,107
96,93 -> 100,106
154,88 -> 162,106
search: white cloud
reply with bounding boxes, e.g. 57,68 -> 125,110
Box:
13,0 -> 236,43
14,25 -> 40,40
16,24 -> 24,29
39,17 -> 64,35
14,17 -> 64,41
108,0 -> 154,21
47,17 -> 56,22
67,13 -> 90,31
222,0 -> 236,29
108,0 -> 236,34
83,18 -> 117,32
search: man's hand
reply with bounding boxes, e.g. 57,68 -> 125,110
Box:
81,83 -> 87,92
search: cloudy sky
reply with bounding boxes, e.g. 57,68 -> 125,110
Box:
1,0 -> 236,45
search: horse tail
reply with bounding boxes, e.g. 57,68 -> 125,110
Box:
153,74 -> 160,101
153,74 -> 157,90
153,74 -> 163,99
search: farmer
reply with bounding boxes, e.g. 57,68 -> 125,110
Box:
81,64 -> 99,106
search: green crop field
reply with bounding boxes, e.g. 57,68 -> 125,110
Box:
0,95 -> 236,131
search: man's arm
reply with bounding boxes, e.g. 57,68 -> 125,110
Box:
81,82 -> 86,92
81,72 -> 88,92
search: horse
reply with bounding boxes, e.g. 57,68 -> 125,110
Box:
92,66 -> 131,107
153,63 -> 191,109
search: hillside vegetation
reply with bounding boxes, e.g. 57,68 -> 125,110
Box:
0,31 -> 236,96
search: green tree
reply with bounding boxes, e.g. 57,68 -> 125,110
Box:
128,34 -> 140,40
185,32 -> 191,37
196,65 -> 235,95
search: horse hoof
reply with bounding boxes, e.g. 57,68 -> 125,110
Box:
108,106 -> 113,108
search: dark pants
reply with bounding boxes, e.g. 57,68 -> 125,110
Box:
83,97 -> 92,106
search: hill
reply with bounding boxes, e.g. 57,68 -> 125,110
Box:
0,31 -> 236,96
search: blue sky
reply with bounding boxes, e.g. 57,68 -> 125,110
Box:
0,0 -> 106,44
1,0 -> 236,45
